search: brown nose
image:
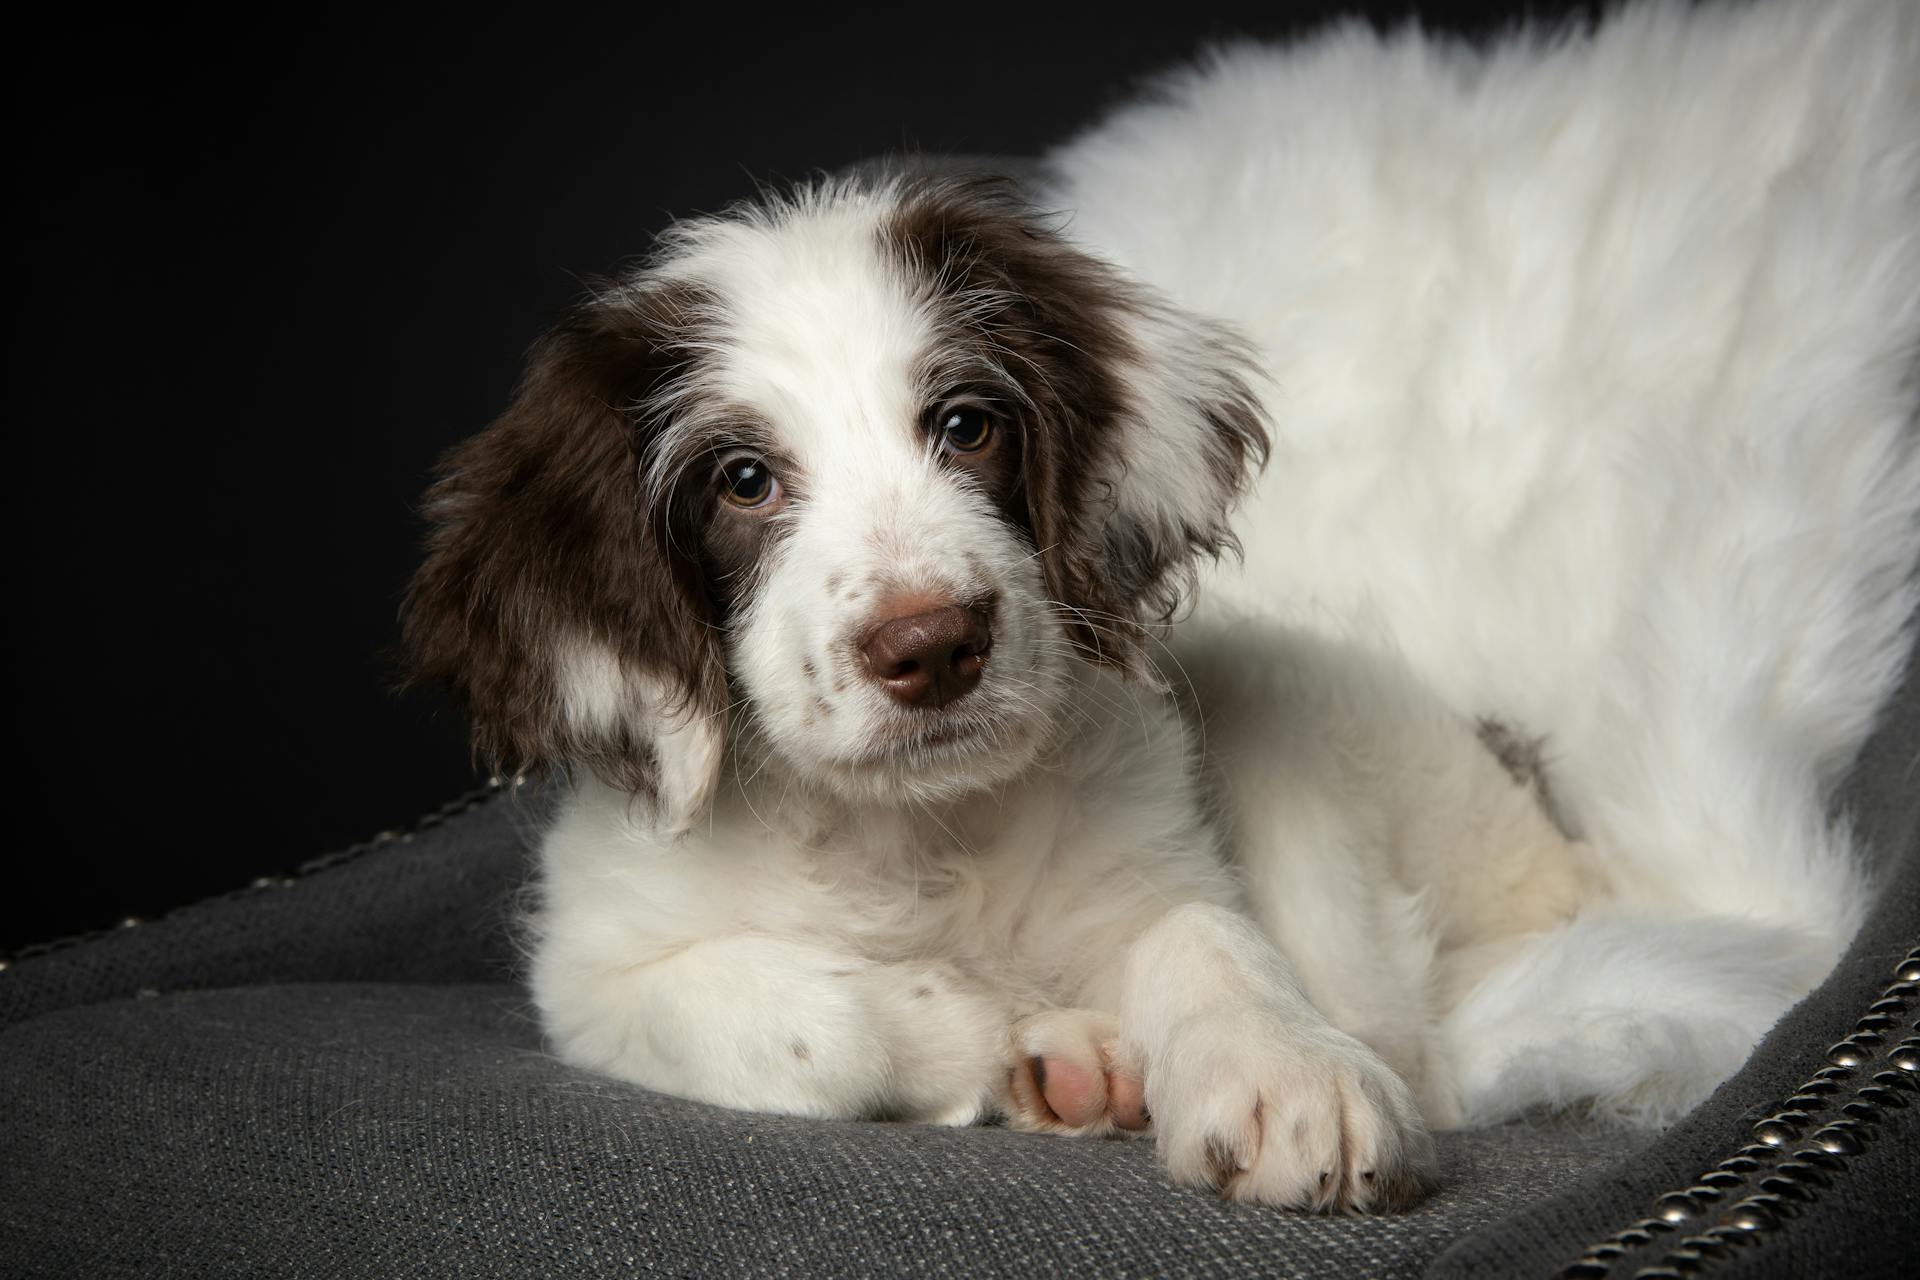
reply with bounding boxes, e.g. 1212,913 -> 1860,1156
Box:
861,604 -> 993,708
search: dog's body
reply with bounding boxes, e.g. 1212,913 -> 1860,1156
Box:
405,0 -> 1920,1213
527,623 -> 1580,1206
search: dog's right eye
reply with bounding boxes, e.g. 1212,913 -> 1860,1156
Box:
719,455 -> 781,509
933,406 -> 996,456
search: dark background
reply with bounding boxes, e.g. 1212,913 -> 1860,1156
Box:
19,1 -> 1591,952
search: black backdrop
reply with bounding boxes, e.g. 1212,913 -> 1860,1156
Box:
20,1 -> 1590,952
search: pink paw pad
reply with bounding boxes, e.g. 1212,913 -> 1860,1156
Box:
1006,1012 -> 1150,1135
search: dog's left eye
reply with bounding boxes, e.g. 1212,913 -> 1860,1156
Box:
719,455 -> 781,509
935,407 -> 996,455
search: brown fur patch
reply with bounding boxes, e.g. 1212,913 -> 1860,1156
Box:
1475,716 -> 1565,829
400,280 -> 730,800
880,174 -> 1268,673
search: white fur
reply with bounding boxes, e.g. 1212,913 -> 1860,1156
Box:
636,184 -> 1079,805
558,644 -> 725,834
1048,0 -> 1920,1124
521,0 -> 1920,1210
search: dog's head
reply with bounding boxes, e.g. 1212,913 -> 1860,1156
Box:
403,173 -> 1266,829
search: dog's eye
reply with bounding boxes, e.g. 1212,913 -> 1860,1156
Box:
935,407 -> 996,455
719,455 -> 780,509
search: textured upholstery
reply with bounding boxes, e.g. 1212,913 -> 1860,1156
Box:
2,629 -> 1913,1278
1,982 -> 1643,1278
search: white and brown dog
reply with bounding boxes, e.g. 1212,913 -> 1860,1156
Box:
403,0 -> 1920,1215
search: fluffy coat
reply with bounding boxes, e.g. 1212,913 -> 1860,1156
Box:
403,0 -> 1920,1212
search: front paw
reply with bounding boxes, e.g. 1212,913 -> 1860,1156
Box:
1144,1011 -> 1435,1212
1003,1009 -> 1151,1136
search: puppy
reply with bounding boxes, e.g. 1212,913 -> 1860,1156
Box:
400,0 -> 1920,1221
402,172 -> 1596,1212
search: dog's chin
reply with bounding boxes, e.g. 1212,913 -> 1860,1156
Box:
799,706 -> 1053,807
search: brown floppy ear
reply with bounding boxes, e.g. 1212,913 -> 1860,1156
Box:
401,283 -> 727,830
886,175 -> 1269,678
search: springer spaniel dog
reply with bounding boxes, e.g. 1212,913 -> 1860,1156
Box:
402,171 -> 1582,1211
402,0 -> 1916,1216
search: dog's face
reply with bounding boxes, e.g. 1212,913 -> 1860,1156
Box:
404,174 -> 1265,827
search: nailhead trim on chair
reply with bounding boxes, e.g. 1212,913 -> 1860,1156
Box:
1560,944 -> 1920,1278
0,780 -> 507,971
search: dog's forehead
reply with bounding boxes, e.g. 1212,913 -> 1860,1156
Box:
675,192 -> 933,467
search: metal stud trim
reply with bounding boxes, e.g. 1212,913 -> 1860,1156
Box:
0,782 -> 504,970
1560,944 -> 1920,1277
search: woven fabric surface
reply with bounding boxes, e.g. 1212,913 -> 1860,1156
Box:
1,981 -> 1643,1279
1,641 -> 1912,1278
0,787 -> 542,1033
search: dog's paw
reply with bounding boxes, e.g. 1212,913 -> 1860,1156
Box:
1003,1009 -> 1151,1136
1146,1011 -> 1435,1212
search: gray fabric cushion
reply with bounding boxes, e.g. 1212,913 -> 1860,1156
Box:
0,637 -> 1911,1278
1,525 -> 1914,1276
2,983 -> 1642,1278
0,789 -> 531,1031
0,787 -> 1652,1278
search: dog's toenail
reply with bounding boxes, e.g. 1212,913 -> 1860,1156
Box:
1027,1055 -> 1047,1093
1203,1136 -> 1243,1185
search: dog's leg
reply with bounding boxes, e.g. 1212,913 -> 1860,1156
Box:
1227,779 -> 1463,1129
532,933 -> 1009,1125
1173,623 -> 1473,1127
1119,902 -> 1436,1211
